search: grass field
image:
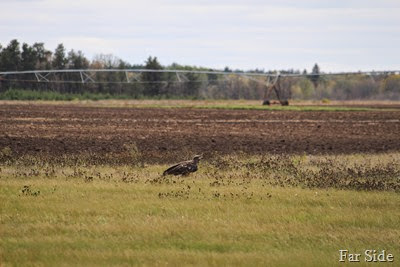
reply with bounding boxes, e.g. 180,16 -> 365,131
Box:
2,98 -> 399,111
1,153 -> 400,266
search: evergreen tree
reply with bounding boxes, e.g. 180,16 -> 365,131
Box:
224,66 -> 232,72
0,39 -> 21,71
52,44 -> 67,69
21,43 -> 38,71
309,63 -> 320,88
67,50 -> 89,69
183,72 -> 201,97
142,56 -> 163,96
312,63 -> 320,74
32,42 -> 52,69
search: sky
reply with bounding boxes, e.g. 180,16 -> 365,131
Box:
0,0 -> 399,72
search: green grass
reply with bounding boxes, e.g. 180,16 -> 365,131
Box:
96,103 -> 374,111
189,104 -> 375,111
1,153 -> 400,266
84,100 -> 381,111
0,89 -> 199,101
1,90 -> 397,111
0,88 -> 128,101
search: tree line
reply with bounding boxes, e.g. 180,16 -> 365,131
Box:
0,39 -> 399,100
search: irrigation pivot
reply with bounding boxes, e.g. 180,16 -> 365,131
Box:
1,69 -> 399,105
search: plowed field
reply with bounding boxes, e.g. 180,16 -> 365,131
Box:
1,103 -> 400,163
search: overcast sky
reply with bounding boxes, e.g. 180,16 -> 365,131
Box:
1,0 -> 399,72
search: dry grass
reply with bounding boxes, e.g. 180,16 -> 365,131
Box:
1,153 -> 400,266
1,99 -> 399,110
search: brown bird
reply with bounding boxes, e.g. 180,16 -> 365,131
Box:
163,155 -> 202,176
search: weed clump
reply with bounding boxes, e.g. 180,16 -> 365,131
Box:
209,154 -> 400,192
20,185 -> 40,196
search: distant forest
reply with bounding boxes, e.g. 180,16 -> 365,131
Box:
0,39 -> 399,100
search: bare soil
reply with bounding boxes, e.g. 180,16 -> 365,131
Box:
1,103 -> 400,163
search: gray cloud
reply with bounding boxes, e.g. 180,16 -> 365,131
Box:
0,0 -> 399,71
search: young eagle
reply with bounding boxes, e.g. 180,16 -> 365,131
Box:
163,155 -> 202,176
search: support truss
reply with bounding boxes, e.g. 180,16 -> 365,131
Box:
125,72 -> 141,83
262,73 -> 289,105
80,71 -> 95,83
176,73 -> 189,82
35,72 -> 50,82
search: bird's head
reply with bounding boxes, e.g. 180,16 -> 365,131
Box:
193,154 -> 203,163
